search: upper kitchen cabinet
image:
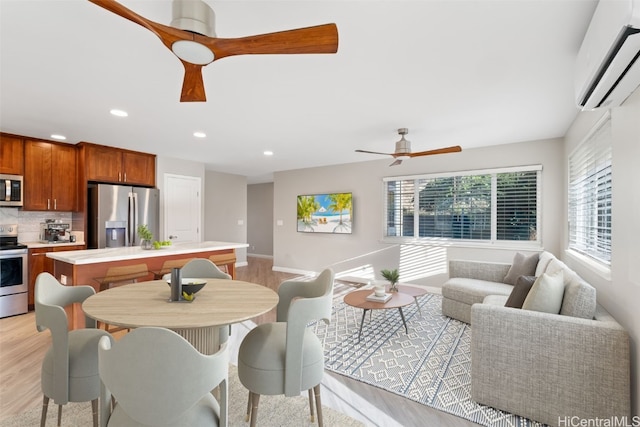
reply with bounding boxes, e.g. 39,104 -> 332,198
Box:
24,140 -> 77,211
80,142 -> 155,187
0,133 -> 24,175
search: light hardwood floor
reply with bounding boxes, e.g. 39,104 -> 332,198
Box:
0,256 -> 478,426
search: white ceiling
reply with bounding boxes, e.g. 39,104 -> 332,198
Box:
0,0 -> 598,183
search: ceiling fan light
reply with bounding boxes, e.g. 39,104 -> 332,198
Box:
172,40 -> 215,65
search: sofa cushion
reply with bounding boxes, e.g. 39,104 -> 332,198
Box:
482,294 -> 509,306
442,278 -> 514,306
503,252 -> 539,285
504,275 -> 536,308
535,251 -> 555,277
522,270 -> 565,314
560,278 -> 597,319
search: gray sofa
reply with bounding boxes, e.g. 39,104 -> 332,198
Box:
441,251 -> 631,427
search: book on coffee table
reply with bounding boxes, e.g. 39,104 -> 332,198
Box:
366,292 -> 392,303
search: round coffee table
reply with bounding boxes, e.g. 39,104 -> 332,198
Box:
343,289 -> 414,341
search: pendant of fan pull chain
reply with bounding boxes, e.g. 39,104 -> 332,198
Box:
88,0 -> 339,102
355,128 -> 462,166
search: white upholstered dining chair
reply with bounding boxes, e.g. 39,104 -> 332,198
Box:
98,327 -> 229,427
35,272 -> 113,427
237,268 -> 335,427
181,258 -> 232,279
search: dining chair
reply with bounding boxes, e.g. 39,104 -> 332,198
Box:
35,272 -> 113,427
181,258 -> 232,279
237,268 -> 335,427
98,327 -> 229,427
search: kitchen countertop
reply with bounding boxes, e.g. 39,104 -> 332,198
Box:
24,241 -> 87,249
45,241 -> 248,265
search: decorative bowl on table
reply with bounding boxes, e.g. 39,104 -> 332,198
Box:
166,279 -> 207,295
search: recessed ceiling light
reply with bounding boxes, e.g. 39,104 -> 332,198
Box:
110,109 -> 128,117
263,151 -> 274,156
193,132 -> 206,138
50,134 -> 66,140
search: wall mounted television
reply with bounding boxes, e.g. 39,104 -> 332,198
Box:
297,192 -> 353,234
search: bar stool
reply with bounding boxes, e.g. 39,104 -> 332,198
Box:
153,258 -> 193,280
209,253 -> 236,277
94,264 -> 149,333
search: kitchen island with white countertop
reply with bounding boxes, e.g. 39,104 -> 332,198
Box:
47,241 -> 248,329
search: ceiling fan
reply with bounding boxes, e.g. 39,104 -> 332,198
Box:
88,0 -> 339,102
355,128 -> 462,166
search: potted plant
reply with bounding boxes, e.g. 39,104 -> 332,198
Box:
137,224 -> 153,250
380,268 -> 400,292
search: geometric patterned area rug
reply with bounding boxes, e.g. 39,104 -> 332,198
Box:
312,292 -> 547,427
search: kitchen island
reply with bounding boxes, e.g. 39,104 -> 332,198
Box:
47,241 -> 248,329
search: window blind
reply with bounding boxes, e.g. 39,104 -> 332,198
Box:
568,116 -> 612,264
385,166 -> 541,244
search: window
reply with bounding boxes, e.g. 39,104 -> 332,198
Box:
568,114 -> 612,264
385,166 -> 540,244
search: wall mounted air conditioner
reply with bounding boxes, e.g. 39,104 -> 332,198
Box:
575,0 -> 640,110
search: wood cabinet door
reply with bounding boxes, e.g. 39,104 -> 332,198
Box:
51,144 -> 77,211
0,134 -> 24,175
122,151 -> 155,186
85,144 -> 122,183
28,248 -> 51,308
23,141 -> 53,210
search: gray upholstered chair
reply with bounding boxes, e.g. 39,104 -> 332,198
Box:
35,272 -> 113,427
98,327 -> 229,427
162,258 -> 232,281
182,258 -> 232,279
237,268 -> 334,427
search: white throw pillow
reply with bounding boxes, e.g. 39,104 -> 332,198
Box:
522,270 -> 565,314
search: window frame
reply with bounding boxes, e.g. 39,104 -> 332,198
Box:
382,165 -> 542,249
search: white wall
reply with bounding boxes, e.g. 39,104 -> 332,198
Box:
247,183 -> 274,257
204,170 -> 248,265
563,88 -> 640,416
273,137 -> 565,285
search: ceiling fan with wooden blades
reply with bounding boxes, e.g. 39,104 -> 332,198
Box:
88,0 -> 339,102
355,128 -> 462,166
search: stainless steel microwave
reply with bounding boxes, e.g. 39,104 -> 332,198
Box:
0,174 -> 23,207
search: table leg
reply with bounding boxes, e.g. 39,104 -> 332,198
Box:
358,309 -> 368,342
398,308 -> 408,334
414,296 -> 423,317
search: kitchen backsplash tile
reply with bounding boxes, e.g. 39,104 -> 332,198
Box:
0,208 -> 73,242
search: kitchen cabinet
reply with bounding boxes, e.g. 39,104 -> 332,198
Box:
82,143 -> 155,187
0,134 -> 24,175
28,244 -> 85,309
24,140 -> 77,211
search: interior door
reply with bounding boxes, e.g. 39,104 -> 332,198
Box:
164,174 -> 201,243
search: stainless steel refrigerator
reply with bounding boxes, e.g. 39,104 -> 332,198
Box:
87,184 -> 159,249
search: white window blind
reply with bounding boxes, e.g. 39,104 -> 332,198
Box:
568,115 -> 612,264
385,166 -> 540,244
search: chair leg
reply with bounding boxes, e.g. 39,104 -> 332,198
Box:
40,395 -> 49,427
308,389 -> 315,422
245,391 -> 252,422
57,404 -> 62,426
249,392 -> 260,427
314,384 -> 324,427
91,399 -> 99,427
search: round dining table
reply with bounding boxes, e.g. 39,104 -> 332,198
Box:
82,279 -> 279,354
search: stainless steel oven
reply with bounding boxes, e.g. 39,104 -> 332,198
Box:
0,224 -> 28,318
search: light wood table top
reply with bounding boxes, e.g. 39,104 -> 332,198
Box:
82,279 -> 278,330
343,289 -> 414,310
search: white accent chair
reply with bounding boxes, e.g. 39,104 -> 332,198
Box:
237,268 -> 335,427
182,258 -> 231,280
98,327 -> 229,427
35,272 -> 113,427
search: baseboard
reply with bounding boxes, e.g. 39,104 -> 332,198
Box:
235,261 -> 248,268
247,253 -> 273,259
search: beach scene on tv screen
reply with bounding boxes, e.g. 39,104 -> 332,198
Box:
297,193 -> 352,234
